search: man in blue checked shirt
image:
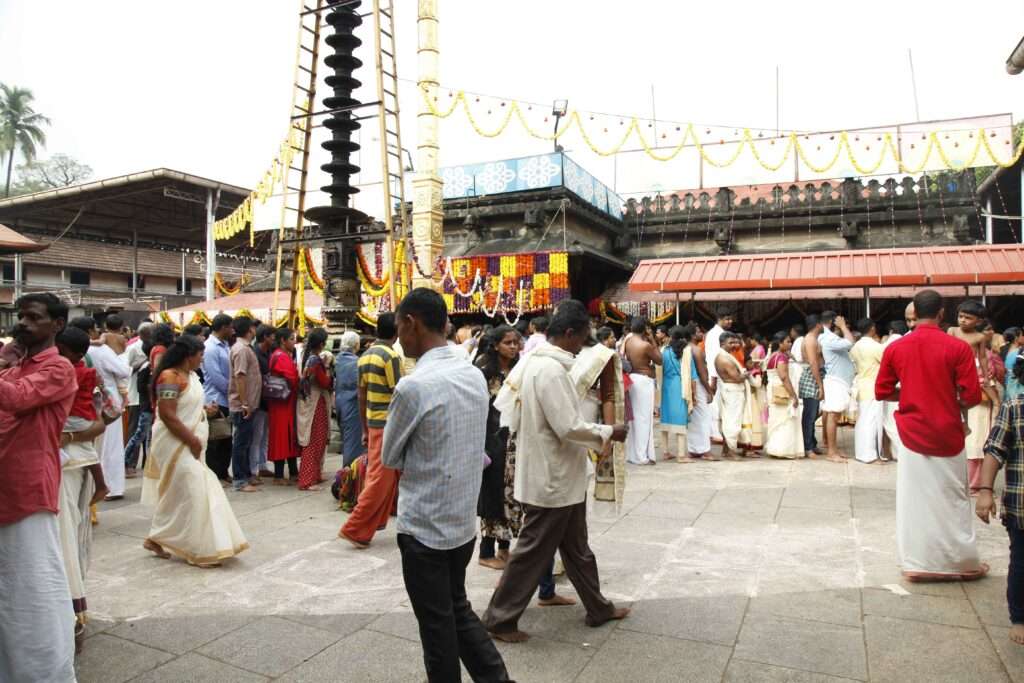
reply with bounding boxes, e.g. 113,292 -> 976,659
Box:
202,313 -> 234,482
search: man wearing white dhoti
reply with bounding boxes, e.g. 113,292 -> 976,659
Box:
850,319 -> 885,464
704,309 -> 734,443
71,316 -> 131,501
623,318 -> 661,465
876,289 -> 988,582
683,325 -> 715,458
714,333 -> 751,458
0,293 -> 78,682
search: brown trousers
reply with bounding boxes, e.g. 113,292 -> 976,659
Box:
481,500 -> 615,633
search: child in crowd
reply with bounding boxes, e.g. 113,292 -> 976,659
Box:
56,328 -> 109,503
950,300 -> 1001,430
976,358 -> 1024,646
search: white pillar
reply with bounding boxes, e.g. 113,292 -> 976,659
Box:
13,253 -> 23,301
985,197 -> 994,244
204,188 -> 220,301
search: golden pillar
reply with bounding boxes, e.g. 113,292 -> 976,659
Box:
412,0 -> 443,290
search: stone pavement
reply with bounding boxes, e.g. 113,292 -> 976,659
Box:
76,430 -> 1023,682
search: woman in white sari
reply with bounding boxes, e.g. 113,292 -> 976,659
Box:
765,332 -> 805,459
142,335 -> 248,567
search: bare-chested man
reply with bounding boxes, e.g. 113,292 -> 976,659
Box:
714,333 -> 749,459
684,325 -> 717,459
705,308 -> 734,443
799,317 -> 826,457
623,318 -> 662,465
99,314 -> 127,355
905,302 -> 917,331
949,300 -> 1000,492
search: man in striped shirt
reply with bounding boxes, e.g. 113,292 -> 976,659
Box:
339,313 -> 403,548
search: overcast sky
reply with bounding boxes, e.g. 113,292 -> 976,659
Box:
2,0 -> 1021,211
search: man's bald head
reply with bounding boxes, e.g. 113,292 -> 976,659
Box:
904,302 -> 917,330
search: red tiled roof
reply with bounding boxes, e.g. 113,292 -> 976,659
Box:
0,224 -> 46,255
163,290 -> 323,314
629,245 -> 1024,293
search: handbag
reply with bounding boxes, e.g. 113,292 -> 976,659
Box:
207,415 -> 232,441
771,382 -> 792,406
263,374 -> 292,401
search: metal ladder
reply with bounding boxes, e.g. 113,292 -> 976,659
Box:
276,0 -> 325,326
371,0 -> 409,306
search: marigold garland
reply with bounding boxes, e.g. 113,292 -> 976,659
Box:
213,127 -> 303,244
214,272 -> 249,297
421,87 -> 1024,172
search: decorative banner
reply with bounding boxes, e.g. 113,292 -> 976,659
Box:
422,88 -> 1023,176
440,251 -> 570,315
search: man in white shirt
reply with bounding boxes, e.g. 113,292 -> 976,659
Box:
704,308 -> 734,443
122,322 -> 151,477
520,316 -> 548,356
482,300 -> 629,642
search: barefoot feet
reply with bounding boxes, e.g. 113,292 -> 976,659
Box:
1010,624 -> 1024,645
538,594 -> 577,607
143,539 -> 171,559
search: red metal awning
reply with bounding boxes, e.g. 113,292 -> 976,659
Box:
629,244 -> 1024,293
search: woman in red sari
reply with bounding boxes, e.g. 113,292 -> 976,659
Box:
267,328 -> 299,485
296,329 -> 333,490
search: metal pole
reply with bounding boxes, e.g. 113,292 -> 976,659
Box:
132,229 -> 139,301
675,292 -> 680,324
864,286 -> 871,318
907,48 -> 921,121
985,197 -> 994,244
180,252 -> 186,295
775,65 -> 780,136
204,189 -> 215,301
13,253 -> 22,301
982,285 -> 987,307
650,84 -> 658,141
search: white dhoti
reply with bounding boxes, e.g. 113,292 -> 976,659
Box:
854,398 -> 883,464
99,418 -> 126,497
717,382 -> 747,451
896,443 -> 982,578
58,463 -> 95,626
882,401 -> 901,450
709,389 -> 723,441
626,373 -> 656,464
688,381 -> 712,455
964,403 -> 992,461
821,376 -> 851,414
0,512 -> 76,683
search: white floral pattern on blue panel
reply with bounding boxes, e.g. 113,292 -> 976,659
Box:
442,166 -> 475,198
592,183 -> 608,213
563,157 -> 595,203
517,154 -> 562,189
478,162 -> 516,194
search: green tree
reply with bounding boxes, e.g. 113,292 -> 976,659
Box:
10,154 -> 92,196
0,84 -> 51,197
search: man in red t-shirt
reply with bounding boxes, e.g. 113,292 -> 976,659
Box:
876,289 -> 988,583
0,293 -> 77,681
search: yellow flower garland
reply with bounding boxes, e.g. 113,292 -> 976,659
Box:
421,87 -> 1024,172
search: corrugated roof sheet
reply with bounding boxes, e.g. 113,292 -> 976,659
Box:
629,244 -> 1024,293
0,224 -> 46,255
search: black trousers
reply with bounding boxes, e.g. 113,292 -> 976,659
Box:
1009,524 -> 1024,625
397,534 -> 510,683
205,405 -> 233,481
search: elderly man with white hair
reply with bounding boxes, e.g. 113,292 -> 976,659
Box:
335,330 -> 367,466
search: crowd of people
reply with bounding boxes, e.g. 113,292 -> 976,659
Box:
616,303 -> 1024,470
2,285 -> 1024,682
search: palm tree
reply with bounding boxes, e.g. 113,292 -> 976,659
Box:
0,84 -> 50,197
